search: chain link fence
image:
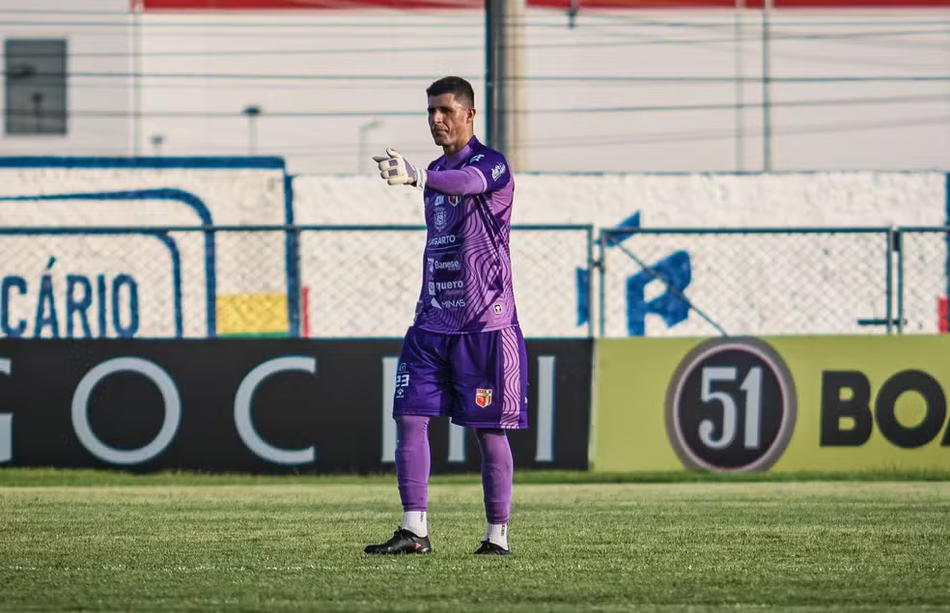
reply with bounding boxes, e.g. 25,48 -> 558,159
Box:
896,228 -> 950,335
298,225 -> 593,338
1,225 -> 946,339
0,226 -> 295,339
0,224 -> 593,339
597,227 -> 897,338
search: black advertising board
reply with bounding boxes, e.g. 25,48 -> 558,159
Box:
0,339 -> 592,473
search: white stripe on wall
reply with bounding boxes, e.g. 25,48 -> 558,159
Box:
381,356 -> 398,463
535,355 -> 555,463
449,423 -> 467,463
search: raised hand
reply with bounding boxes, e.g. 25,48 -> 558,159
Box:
373,148 -> 427,190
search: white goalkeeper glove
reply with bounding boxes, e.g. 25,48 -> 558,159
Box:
373,148 -> 427,191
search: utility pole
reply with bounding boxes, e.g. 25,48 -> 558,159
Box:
486,0 -> 527,171
734,0 -> 745,172
761,0 -> 774,172
132,0 -> 142,157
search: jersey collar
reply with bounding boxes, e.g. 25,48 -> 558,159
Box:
441,136 -> 481,170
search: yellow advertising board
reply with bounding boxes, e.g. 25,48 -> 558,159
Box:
592,336 -> 950,472
216,293 -> 288,337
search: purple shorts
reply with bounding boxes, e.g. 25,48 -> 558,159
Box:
393,325 -> 529,429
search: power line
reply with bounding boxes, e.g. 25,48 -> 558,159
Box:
522,113 -> 950,150
0,19 -> 486,27
3,9 -> 950,28
10,91 -> 950,119
7,27 -> 948,58
146,112 -> 950,158
33,78 -> 950,91
4,35 -> 943,74
525,92 -> 950,114
6,70 -> 950,83
3,17 -> 949,37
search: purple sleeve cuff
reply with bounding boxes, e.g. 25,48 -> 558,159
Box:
424,167 -> 488,196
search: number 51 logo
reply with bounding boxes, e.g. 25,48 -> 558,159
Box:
664,338 -> 797,472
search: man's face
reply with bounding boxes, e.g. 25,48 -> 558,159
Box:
427,92 -> 474,148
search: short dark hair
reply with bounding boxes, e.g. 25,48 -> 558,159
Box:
426,76 -> 475,109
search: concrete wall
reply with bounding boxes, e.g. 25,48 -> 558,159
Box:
1,2 -> 948,174
135,7 -> 950,174
0,0 -> 133,155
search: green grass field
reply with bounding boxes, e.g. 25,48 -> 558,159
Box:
1,470 -> 949,612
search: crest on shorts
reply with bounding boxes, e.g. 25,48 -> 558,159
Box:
475,388 -> 493,408
448,195 -> 460,207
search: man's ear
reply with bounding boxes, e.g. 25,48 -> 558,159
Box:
468,107 -> 476,125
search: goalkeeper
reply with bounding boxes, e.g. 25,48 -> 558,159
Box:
364,76 -> 528,556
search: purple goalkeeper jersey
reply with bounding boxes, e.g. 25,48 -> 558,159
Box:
413,136 -> 518,334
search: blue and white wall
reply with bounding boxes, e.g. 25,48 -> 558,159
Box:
295,171 -> 948,337
0,158 -> 289,338
0,160 -> 944,339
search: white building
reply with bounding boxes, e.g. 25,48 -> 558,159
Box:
0,0 -> 948,174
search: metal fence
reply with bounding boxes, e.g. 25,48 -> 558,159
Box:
598,227 -> 893,338
0,225 -> 946,339
598,227 -> 949,338
0,224 -> 593,339
296,225 -> 593,338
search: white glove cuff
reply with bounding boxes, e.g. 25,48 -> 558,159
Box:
414,168 -> 427,191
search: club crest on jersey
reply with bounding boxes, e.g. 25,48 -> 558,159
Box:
434,208 -> 447,231
448,195 -> 460,206
491,163 -> 506,180
475,388 -> 493,408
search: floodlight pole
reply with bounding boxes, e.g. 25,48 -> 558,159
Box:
761,0 -> 774,172
243,105 -> 261,155
358,119 -> 382,174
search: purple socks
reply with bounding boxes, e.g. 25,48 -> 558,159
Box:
395,416 -> 513,524
395,415 -> 431,512
475,428 -> 513,524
